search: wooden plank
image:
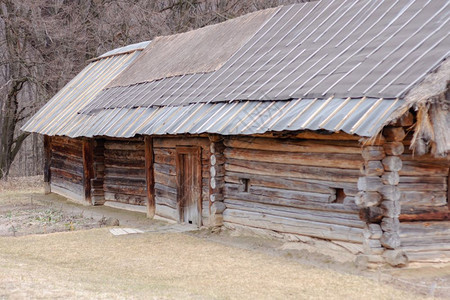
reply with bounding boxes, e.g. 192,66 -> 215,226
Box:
104,140 -> 144,151
44,135 -> 52,194
154,137 -> 209,149
82,139 -> 94,204
224,172 -> 333,194
225,158 -> 360,183
399,161 -> 448,176
400,205 -> 449,221
154,170 -> 177,188
104,184 -> 146,196
223,209 -> 364,243
224,137 -> 362,154
224,148 -> 363,169
224,199 -> 365,228
50,168 -> 83,184
145,136 -> 155,218
224,184 -> 359,213
155,196 -> 177,209
400,191 -> 447,206
154,163 -> 176,176
104,168 -> 146,179
104,191 -> 146,205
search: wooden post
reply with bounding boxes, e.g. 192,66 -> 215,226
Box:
43,135 -> 52,194
82,139 -> 94,204
145,136 -> 155,218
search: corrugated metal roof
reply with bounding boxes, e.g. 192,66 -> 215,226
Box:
22,47 -> 145,135
23,0 -> 449,139
32,97 -> 403,138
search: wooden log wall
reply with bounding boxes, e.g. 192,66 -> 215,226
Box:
222,136 -> 366,245
91,139 -> 105,205
398,131 -> 450,265
103,138 -> 147,205
153,137 -> 210,224
49,136 -> 85,202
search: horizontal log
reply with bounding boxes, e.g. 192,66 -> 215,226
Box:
399,176 -> 447,184
400,191 -> 447,206
104,191 -> 146,205
399,161 -> 448,176
355,191 -> 382,208
383,142 -> 404,156
153,137 -> 209,148
398,182 -> 446,192
155,204 -> 179,221
51,158 -> 84,177
225,172 -> 333,194
400,206 -> 449,221
155,182 -> 177,199
224,137 -> 362,154
51,144 -> 83,158
154,171 -> 177,188
51,176 -> 83,193
225,158 -> 360,183
403,251 -> 450,263
224,148 -> 363,169
155,196 -> 177,209
382,156 -> 402,172
51,184 -> 84,202
51,168 -> 83,184
293,131 -> 362,141
224,199 -> 364,228
104,158 -> 145,169
225,185 -> 359,214
362,146 -> 385,161
223,209 -> 364,243
359,207 -> 384,223
104,149 -> 145,160
357,177 -> 383,192
51,136 -> 83,147
154,153 -> 175,165
154,163 -> 176,176
399,221 -> 450,236
383,127 -> 406,142
104,184 -> 146,196
104,141 -> 144,151
104,168 -> 146,179
103,177 -> 146,187
360,161 -> 384,176
381,172 -> 399,185
380,186 -> 401,201
226,183 -> 333,204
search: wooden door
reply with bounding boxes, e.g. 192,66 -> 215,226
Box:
176,146 -> 202,226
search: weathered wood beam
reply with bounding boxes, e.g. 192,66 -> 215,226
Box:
43,135 -> 52,194
145,136 -> 155,218
82,139 -> 94,204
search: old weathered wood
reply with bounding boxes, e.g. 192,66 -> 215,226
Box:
82,139 -> 94,204
359,207 -> 384,223
382,156 -> 402,172
383,127 -> 406,142
224,199 -> 364,228
381,217 -> 399,232
225,159 -> 360,183
362,146 -> 385,161
360,161 -> 384,176
381,200 -> 400,218
224,137 -> 362,154
380,232 -> 401,249
383,142 -> 404,156
399,206 -> 449,221
225,148 -> 363,169
381,172 -> 399,185
399,160 -> 449,176
355,191 -> 382,208
223,209 -> 364,243
357,177 -> 383,192
391,111 -> 414,127
383,250 -> 408,267
43,135 -> 52,194
380,185 -> 401,201
145,136 -> 155,218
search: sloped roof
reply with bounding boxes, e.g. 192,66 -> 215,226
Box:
23,0 -> 449,141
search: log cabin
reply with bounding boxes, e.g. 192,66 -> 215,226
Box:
23,0 -> 449,268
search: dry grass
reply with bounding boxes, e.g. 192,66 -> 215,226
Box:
0,229 -> 426,299
0,175 -> 44,194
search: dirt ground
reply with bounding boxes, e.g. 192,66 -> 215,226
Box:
0,176 -> 449,299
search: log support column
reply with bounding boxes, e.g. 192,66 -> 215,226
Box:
357,142 -> 385,267
91,139 -> 105,205
208,135 -> 226,227
82,139 -> 94,204
43,135 -> 52,194
145,136 -> 155,219
379,126 -> 408,267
